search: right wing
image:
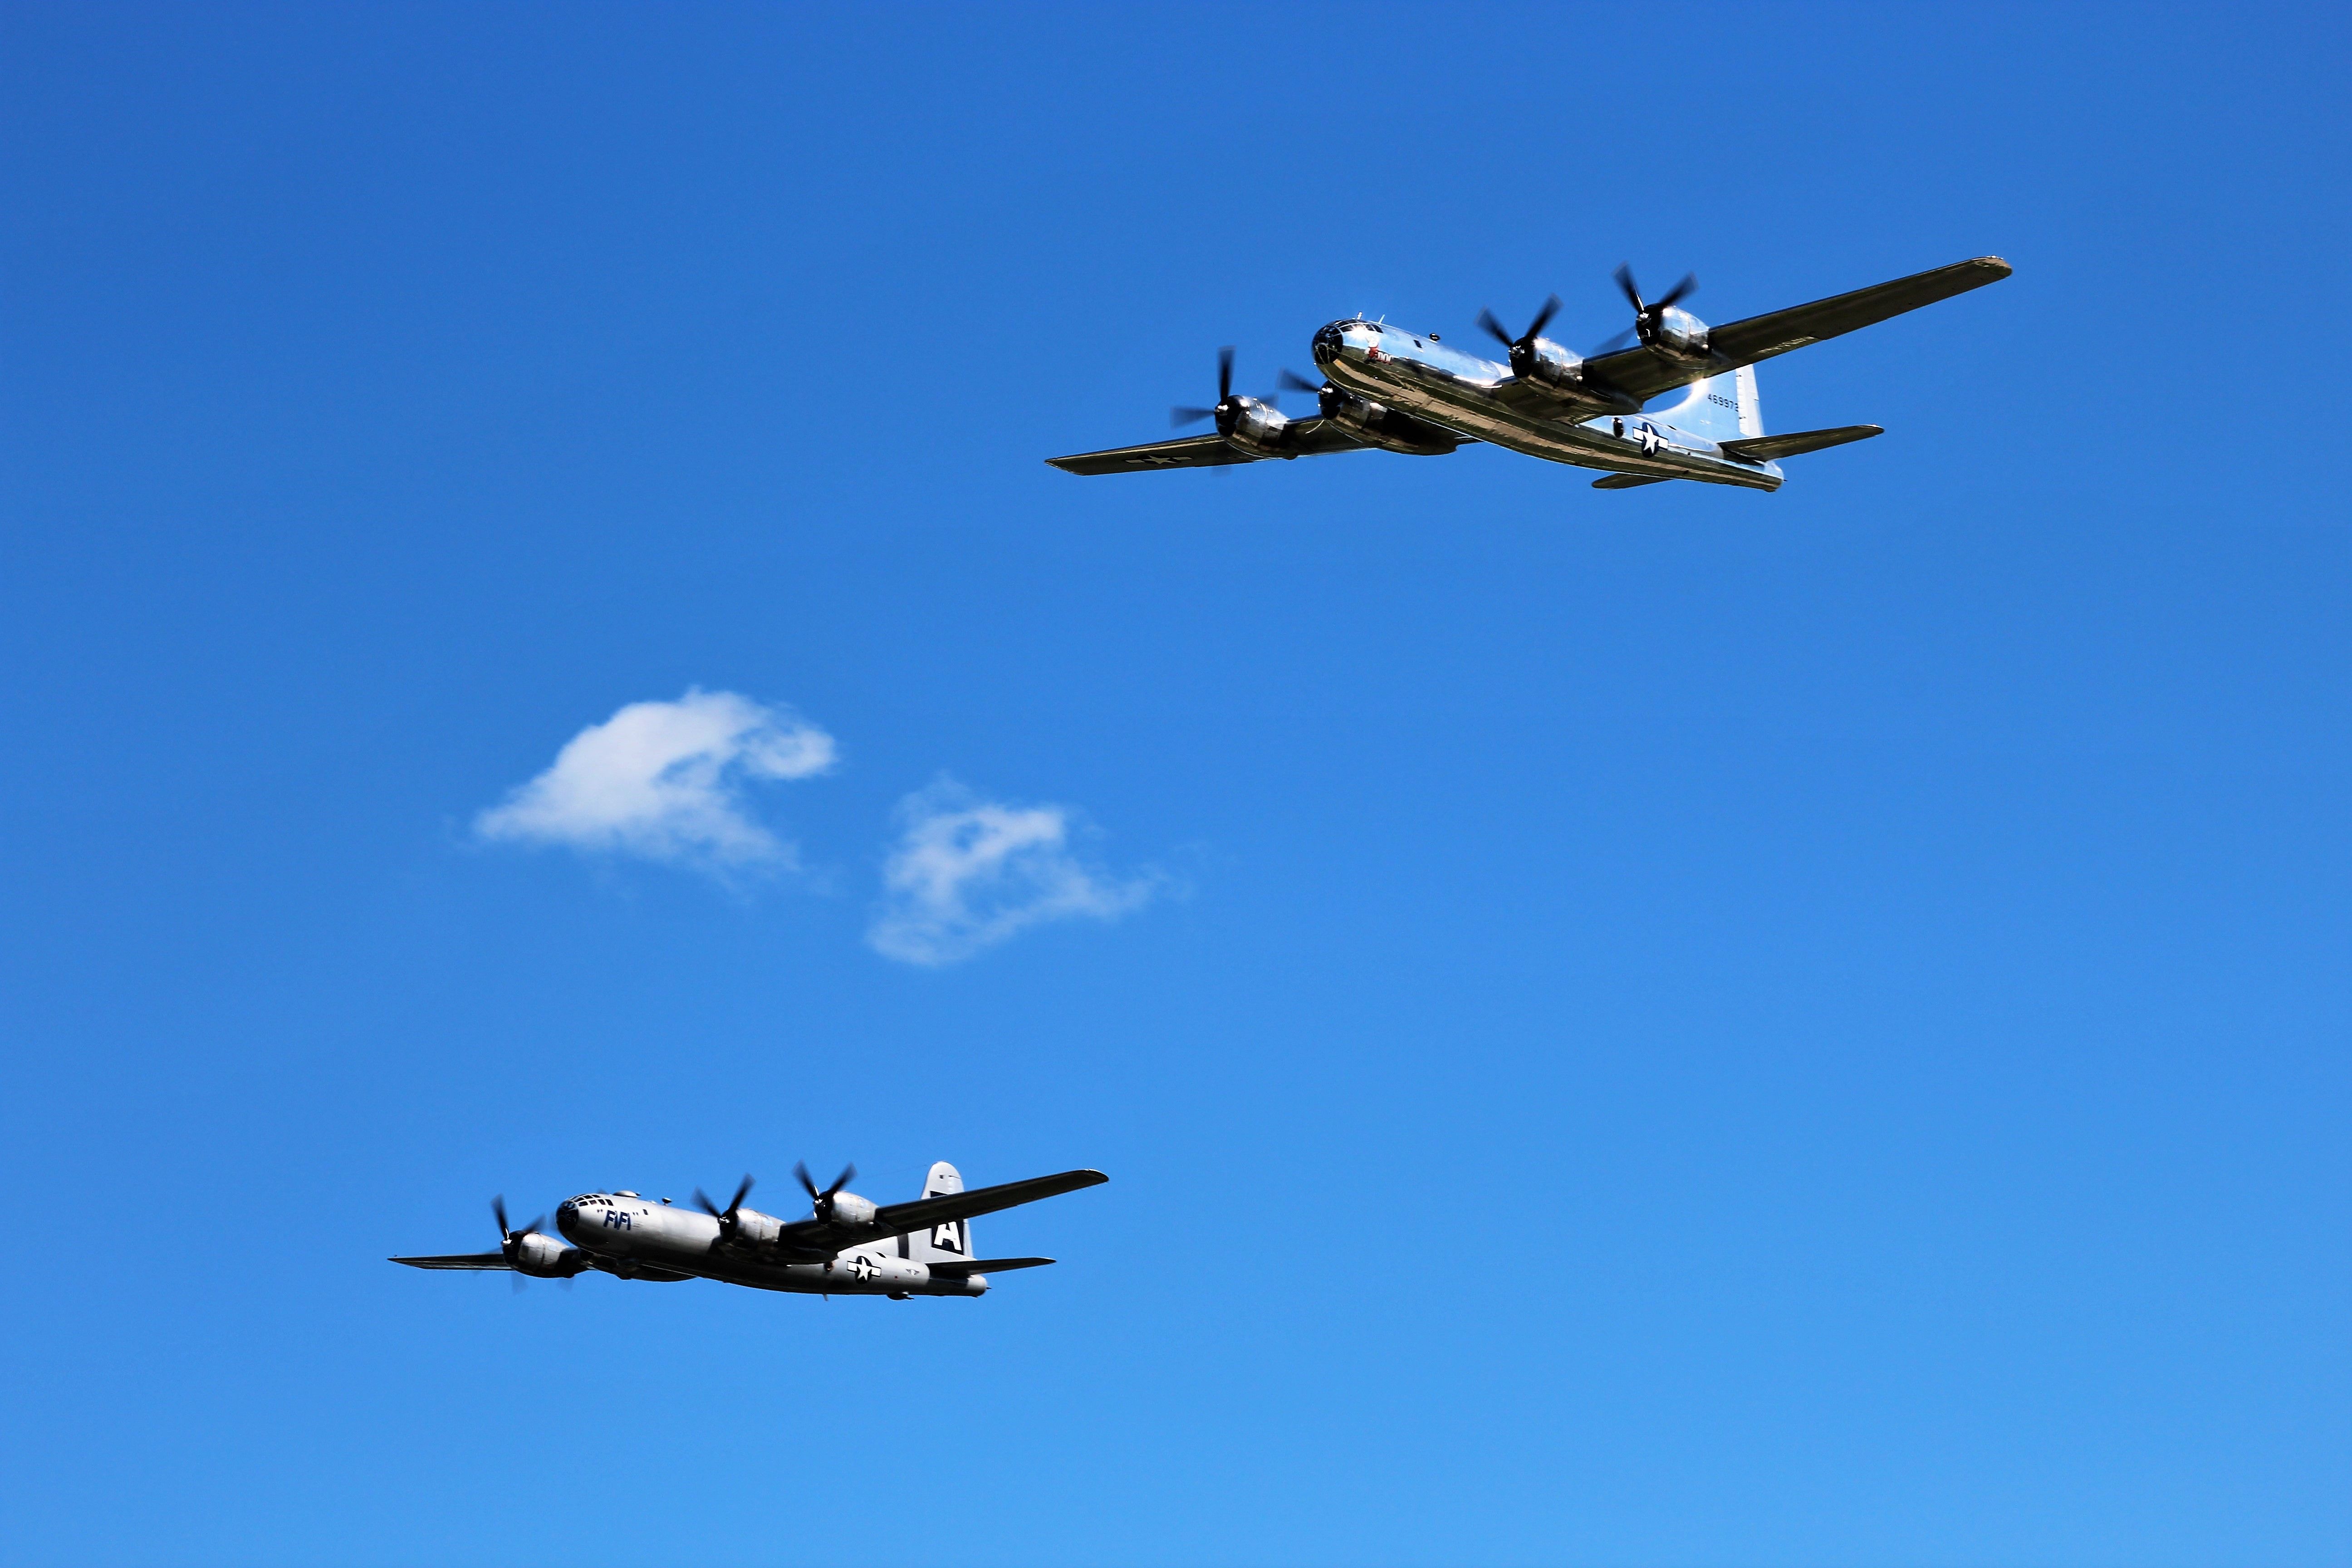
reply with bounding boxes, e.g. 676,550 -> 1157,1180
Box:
1047,420 -> 1369,475
390,1252 -> 512,1270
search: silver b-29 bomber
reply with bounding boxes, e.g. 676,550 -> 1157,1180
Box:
1049,256 -> 2011,492
392,1160 -> 1106,1300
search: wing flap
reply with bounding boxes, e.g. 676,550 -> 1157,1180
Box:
1719,425 -> 1882,461
390,1253 -> 513,1270
1592,473 -> 1671,490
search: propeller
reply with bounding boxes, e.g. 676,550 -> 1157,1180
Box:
1475,294 -> 1563,370
794,1160 -> 858,1222
1596,265 -> 1697,353
1171,346 -> 1235,428
1276,368 -> 1324,394
693,1174 -> 756,1239
493,1194 -> 547,1289
492,1194 -> 546,1255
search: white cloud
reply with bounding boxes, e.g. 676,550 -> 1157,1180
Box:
867,778 -> 1157,965
475,689 -> 835,872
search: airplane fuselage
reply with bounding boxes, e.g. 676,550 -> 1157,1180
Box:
554,1191 -> 988,1298
1311,319 -> 1784,490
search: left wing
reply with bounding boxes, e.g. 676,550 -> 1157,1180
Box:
390,1252 -> 512,1270
1048,434 -> 1262,475
1583,256 -> 2011,407
1048,421 -> 1368,475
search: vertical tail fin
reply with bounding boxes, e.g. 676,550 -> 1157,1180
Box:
906,1161 -> 972,1264
1652,365 -> 1764,442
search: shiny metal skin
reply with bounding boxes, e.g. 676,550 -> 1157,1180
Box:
551,1193 -> 975,1296
390,1161 -> 1106,1301
1315,383 -> 1462,455
1219,395 -> 1296,459
1045,256 -> 2012,487
1312,318 -> 1784,491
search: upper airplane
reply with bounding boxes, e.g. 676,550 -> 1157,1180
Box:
1047,256 -> 2010,492
391,1160 -> 1106,1300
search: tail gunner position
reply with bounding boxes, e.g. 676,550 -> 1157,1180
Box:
1047,256 -> 2009,490
392,1161 -> 1106,1300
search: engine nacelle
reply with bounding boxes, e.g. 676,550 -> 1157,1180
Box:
1646,306 -> 1710,362
825,1191 -> 878,1227
722,1206 -> 785,1249
1219,397 -> 1294,459
510,1231 -> 586,1278
1509,338 -> 1638,414
1318,389 -> 1458,456
1512,335 -> 1584,391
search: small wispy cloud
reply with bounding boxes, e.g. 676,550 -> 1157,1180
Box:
867,778 -> 1158,965
475,689 -> 835,873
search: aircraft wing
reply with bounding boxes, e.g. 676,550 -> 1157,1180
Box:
876,1169 -> 1108,1233
1585,256 -> 2012,407
1048,434 -> 1260,475
389,1252 -> 513,1270
926,1256 -> 1056,1278
769,1168 -> 1108,1256
1048,421 -> 1367,475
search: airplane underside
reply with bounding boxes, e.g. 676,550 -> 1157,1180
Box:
576,1239 -> 990,1297
1318,353 -> 1783,491
1044,257 -> 2008,485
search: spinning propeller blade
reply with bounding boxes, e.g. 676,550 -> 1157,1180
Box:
794,1161 -> 858,1220
1171,347 -> 1240,428
491,1195 -> 543,1243
1276,368 -> 1323,393
1476,295 -> 1563,365
1610,265 -> 1697,350
693,1173 -> 755,1223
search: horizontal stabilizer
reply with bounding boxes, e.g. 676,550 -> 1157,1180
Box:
390,1253 -> 513,1270
927,1257 -> 1056,1278
1592,473 -> 1671,490
1719,425 -> 1882,462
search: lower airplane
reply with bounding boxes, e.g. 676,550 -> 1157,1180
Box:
1048,256 -> 2010,492
391,1160 -> 1106,1299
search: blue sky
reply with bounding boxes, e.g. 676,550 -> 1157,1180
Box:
2,5 -> 2347,1565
